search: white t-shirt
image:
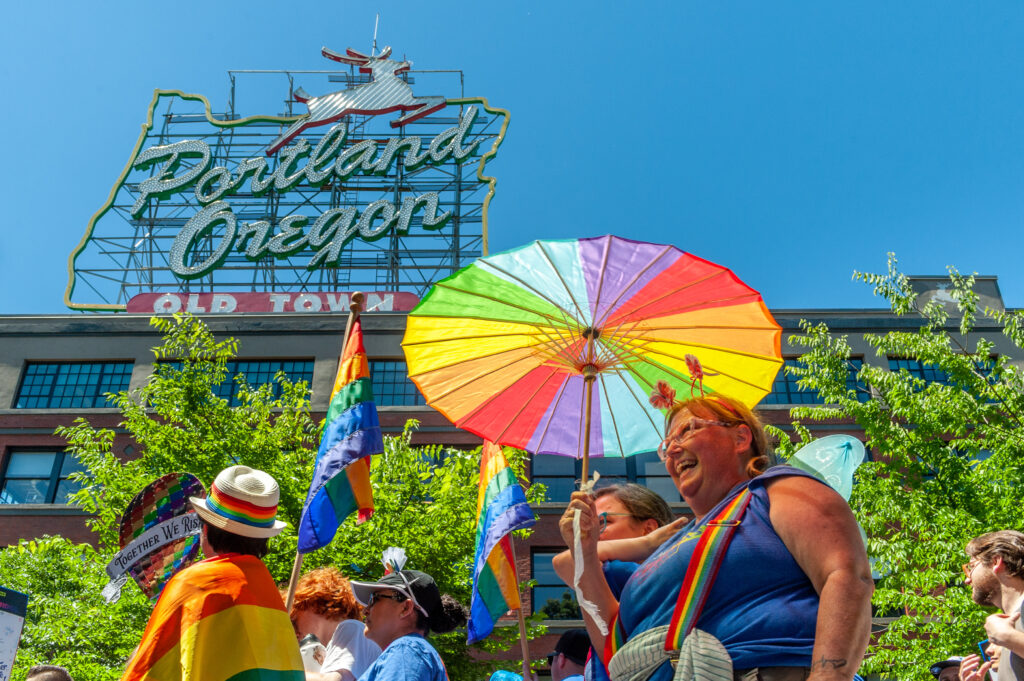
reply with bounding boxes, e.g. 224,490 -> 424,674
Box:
321,619 -> 382,678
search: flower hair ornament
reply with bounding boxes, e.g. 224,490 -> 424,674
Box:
649,380 -> 678,410
649,355 -> 736,415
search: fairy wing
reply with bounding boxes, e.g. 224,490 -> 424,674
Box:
787,434 -> 866,501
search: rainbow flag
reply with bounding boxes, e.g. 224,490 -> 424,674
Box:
467,441 -> 535,643
122,554 -> 303,681
298,317 -> 380,553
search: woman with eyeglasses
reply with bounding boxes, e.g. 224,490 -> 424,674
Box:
559,392 -> 873,681
349,568 -> 467,681
552,484 -> 683,681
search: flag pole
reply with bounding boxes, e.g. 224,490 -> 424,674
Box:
508,536 -> 532,680
285,291 -> 365,611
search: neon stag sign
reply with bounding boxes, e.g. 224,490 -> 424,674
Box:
66,46 -> 508,311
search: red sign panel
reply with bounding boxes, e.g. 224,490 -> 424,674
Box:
126,291 -> 420,314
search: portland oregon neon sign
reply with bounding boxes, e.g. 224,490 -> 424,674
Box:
66,45 -> 508,311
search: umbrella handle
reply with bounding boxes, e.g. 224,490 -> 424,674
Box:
572,473 -> 608,635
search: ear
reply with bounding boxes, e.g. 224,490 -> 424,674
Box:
992,555 -> 1006,575
733,423 -> 753,453
639,518 -> 660,536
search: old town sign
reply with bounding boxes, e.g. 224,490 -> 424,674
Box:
66,46 -> 508,311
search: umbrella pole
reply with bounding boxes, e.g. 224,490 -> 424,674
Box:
580,366 -> 596,483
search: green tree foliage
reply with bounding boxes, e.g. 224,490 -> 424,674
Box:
771,255 -> 1024,680
540,591 -> 582,620
0,314 -> 546,681
0,537 -> 151,681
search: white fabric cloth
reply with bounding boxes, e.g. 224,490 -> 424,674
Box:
321,619 -> 382,678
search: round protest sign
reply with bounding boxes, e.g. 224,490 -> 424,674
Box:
102,473 -> 206,603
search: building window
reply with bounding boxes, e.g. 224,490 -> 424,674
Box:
158,359 -> 314,406
0,451 -> 85,504
530,451 -> 679,504
532,550 -> 580,619
217,360 -> 314,406
763,357 -> 870,405
888,358 -> 949,384
15,362 -> 133,409
370,361 -> 426,406
762,359 -> 824,405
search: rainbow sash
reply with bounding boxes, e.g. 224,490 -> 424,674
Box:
664,487 -> 752,651
603,487 -> 753,666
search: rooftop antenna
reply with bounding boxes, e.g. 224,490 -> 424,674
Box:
371,13 -> 379,56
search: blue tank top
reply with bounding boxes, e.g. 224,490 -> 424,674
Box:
617,466 -> 822,677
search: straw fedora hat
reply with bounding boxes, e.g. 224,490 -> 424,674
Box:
189,465 -> 287,538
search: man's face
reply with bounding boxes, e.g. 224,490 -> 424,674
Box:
937,666 -> 959,681
965,555 -> 1001,607
362,589 -> 409,648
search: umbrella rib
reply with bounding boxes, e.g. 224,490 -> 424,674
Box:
610,269 -> 736,324
442,359 -> 558,428
620,337 -> 783,364
613,323 -> 782,333
636,346 -> 779,393
622,292 -> 764,322
403,327 -> 571,349
413,353 -> 542,404
533,375 -> 575,457
473,258 -> 586,327
491,364 -> 563,446
590,237 -> 614,328
592,244 -> 675,330
595,371 -> 624,458
601,363 -> 666,449
430,280 -> 581,330
597,289 -> 771,357
535,241 -> 590,324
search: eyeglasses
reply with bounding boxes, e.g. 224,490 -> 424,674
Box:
657,417 -> 734,460
963,558 -> 982,578
598,511 -> 636,534
368,591 -> 407,607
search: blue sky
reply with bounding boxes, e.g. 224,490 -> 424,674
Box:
2,1 -> 1024,314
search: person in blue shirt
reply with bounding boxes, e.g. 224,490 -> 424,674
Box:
552,484 -> 680,681
560,392 -> 874,681
350,568 -> 467,681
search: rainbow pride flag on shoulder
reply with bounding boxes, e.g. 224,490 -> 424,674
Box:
122,554 -> 303,681
467,441 -> 535,643
298,317 -> 380,553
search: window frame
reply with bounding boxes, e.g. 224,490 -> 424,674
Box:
369,359 -> 426,407
530,548 -> 581,619
0,449 -> 84,505
14,360 -> 134,409
155,358 -> 314,407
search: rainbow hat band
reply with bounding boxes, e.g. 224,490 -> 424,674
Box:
189,465 -> 287,538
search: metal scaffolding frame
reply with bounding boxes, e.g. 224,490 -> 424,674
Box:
71,64 -> 501,308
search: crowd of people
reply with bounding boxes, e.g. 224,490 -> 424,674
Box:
26,387 -> 1019,681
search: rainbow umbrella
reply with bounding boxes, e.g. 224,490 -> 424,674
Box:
402,235 -> 782,473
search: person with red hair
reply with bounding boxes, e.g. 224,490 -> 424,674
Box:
290,567 -> 381,681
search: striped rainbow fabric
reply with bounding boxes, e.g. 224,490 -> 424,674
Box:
467,441 -> 535,643
122,554 -> 303,681
403,236 -> 782,459
298,317 -> 380,553
207,483 -> 278,529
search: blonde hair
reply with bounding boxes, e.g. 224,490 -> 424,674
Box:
665,394 -> 771,478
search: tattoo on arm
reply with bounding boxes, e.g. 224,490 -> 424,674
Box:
813,656 -> 848,670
